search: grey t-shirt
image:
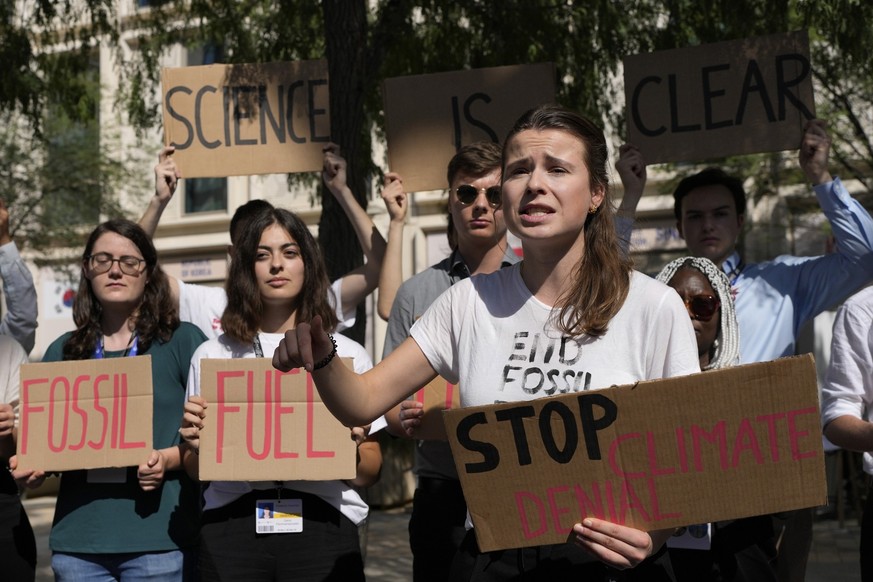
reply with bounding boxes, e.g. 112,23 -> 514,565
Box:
383,246 -> 519,480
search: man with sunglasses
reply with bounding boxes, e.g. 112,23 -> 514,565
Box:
382,141 -> 518,582
618,120 -> 873,582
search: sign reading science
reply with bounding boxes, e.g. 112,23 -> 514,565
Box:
623,31 -> 815,164
443,355 -> 826,552
383,63 -> 556,193
161,60 -> 329,178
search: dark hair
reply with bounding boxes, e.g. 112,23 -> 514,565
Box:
445,141 -> 503,251
221,207 -> 339,344
673,168 -> 746,221
64,219 -> 178,360
502,104 -> 632,337
230,199 -> 275,246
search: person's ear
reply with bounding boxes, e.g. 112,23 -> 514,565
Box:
737,213 -> 745,230
676,219 -> 685,240
591,185 -> 605,209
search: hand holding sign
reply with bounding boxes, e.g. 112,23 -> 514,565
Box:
381,173 -> 407,223
8,455 -> 46,490
398,400 -> 424,437
799,119 -> 833,186
137,449 -> 167,492
180,396 -> 207,453
154,146 -> 180,204
0,402 -> 13,437
573,518 -> 661,571
322,143 -> 348,196
615,144 -> 647,217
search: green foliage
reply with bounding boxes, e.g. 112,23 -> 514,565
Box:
3,0 -> 873,269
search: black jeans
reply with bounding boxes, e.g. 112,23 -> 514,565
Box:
199,489 -> 363,582
449,528 -> 676,582
861,482 -> 873,582
409,477 -> 468,582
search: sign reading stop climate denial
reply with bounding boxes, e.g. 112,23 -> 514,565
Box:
444,355 -> 826,552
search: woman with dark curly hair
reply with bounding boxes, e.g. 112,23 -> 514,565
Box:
15,218 -> 206,581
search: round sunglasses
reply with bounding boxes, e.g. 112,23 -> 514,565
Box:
679,294 -> 721,321
453,184 -> 502,208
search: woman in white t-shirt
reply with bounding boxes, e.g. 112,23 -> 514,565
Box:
179,206 -> 382,582
274,105 -> 700,581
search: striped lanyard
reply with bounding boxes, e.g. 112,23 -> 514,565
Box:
93,333 -> 139,359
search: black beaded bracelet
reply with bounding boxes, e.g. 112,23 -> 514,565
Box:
313,333 -> 338,370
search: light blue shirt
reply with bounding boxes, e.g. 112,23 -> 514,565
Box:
725,178 -> 873,363
617,178 -> 873,363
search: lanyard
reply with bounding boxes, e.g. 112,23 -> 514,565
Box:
93,333 -> 139,359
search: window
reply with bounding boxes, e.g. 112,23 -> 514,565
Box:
184,43 -> 228,215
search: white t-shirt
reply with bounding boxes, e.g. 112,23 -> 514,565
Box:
187,331 -> 381,526
411,265 -> 700,408
179,278 -> 354,340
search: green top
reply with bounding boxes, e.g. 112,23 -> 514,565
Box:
45,322 -> 206,554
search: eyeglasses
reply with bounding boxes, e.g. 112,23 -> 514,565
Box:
453,185 -> 502,208
86,253 -> 147,276
679,294 -> 720,322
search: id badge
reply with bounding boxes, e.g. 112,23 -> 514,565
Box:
86,468 -> 127,484
666,523 -> 712,550
255,499 -> 303,534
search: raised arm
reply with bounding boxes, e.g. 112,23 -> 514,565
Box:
322,144 -> 387,316
799,119 -> 833,186
614,144 -> 647,255
140,146 -> 182,309
376,172 -> 408,321
273,316 -> 437,427
0,200 -> 37,353
791,120 -> 873,323
615,143 -> 647,219
139,146 -> 180,238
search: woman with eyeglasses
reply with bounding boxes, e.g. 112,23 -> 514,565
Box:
178,205 -> 382,582
656,258 -> 773,582
274,104 -> 701,581
13,219 -> 207,581
656,256 -> 739,371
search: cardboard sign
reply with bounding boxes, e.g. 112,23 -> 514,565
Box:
18,356 -> 153,472
414,376 -> 460,437
198,358 -> 356,481
161,60 -> 330,178
443,355 -> 825,552
624,31 -> 815,164
383,63 -> 556,192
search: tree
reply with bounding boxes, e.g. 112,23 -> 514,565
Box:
4,1 -> 872,333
